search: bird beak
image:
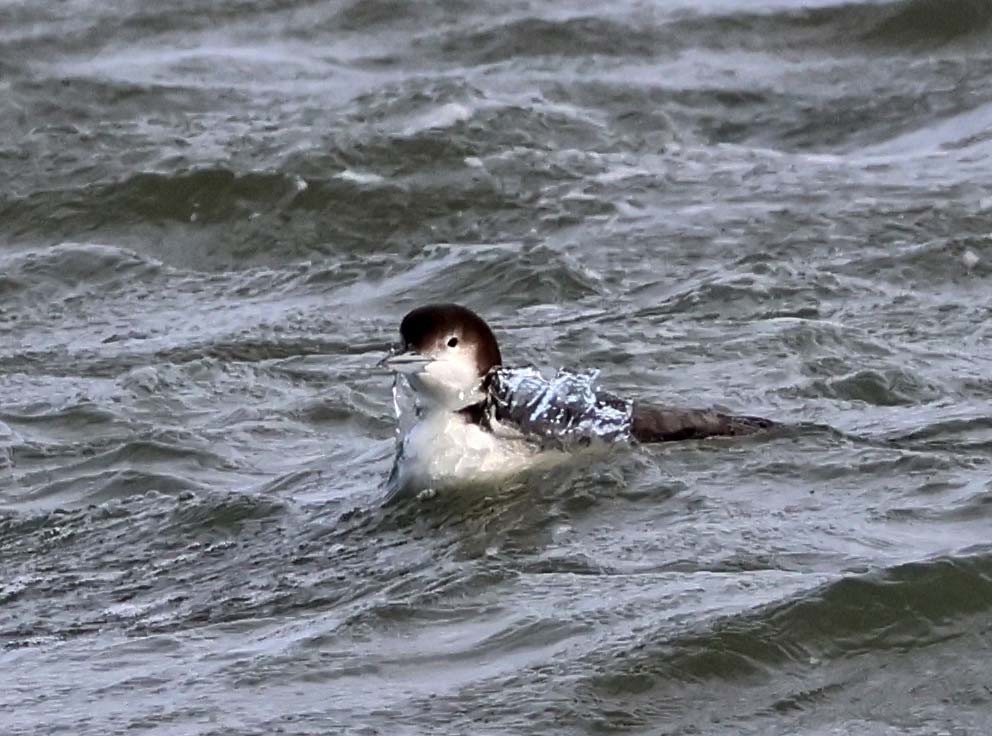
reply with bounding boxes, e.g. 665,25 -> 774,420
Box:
379,349 -> 431,374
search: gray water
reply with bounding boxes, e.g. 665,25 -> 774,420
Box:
3,0 -> 992,733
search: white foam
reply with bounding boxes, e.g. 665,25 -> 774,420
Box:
335,169 -> 385,185
401,102 -> 474,136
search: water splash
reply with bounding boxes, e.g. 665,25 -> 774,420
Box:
391,372 -> 403,435
487,367 -> 633,448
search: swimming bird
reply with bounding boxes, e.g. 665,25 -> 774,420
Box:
382,303 -> 773,496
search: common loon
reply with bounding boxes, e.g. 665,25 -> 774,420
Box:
382,303 -> 774,497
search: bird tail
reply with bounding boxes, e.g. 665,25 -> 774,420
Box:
630,403 -> 775,443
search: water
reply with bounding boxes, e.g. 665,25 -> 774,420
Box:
3,0 -> 992,733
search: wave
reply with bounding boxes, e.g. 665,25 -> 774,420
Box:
884,415 -> 992,455
0,243 -> 163,297
801,367 -> 944,406
0,135 -> 610,270
864,0 -> 992,46
665,0 -> 992,52
11,468 -> 203,508
426,0 -> 992,69
433,16 -> 665,64
3,435 -> 242,508
0,153 -> 519,269
829,238 -> 991,285
579,549 -> 992,698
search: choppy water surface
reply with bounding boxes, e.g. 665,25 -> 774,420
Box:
3,0 -> 992,733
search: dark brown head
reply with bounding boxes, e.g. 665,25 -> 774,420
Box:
398,303 -> 501,375
384,304 -> 502,408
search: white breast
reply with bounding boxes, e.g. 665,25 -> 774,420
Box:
391,410 -> 546,494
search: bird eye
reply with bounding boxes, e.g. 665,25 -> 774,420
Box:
447,337 -> 459,348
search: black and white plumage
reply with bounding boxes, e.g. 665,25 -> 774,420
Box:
383,303 -> 773,495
